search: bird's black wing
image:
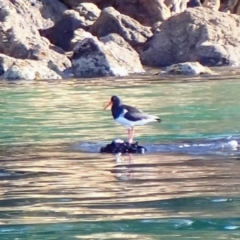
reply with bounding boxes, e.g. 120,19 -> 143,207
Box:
122,104 -> 152,122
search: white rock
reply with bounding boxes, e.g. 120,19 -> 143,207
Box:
2,60 -> 61,80
161,62 -> 214,75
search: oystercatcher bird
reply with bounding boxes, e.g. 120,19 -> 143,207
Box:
104,96 -> 161,143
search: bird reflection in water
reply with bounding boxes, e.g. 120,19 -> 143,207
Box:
114,152 -> 134,179
115,152 -> 133,164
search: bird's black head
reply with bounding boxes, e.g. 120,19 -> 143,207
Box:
103,95 -> 123,110
110,95 -> 122,106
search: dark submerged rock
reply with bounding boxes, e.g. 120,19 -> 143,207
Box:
100,140 -> 146,154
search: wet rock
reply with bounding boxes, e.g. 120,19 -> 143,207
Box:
72,35 -> 144,78
1,59 -> 62,80
160,62 -> 214,75
100,139 -> 146,154
141,7 -> 240,67
90,7 -> 153,53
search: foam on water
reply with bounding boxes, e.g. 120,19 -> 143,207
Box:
73,137 -> 240,156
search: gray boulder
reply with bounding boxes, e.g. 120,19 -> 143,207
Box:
70,29 -> 94,51
40,4 -> 101,51
60,0 -> 171,25
74,2 -> 101,24
1,0 -> 67,29
111,0 -> 171,25
141,7 -> 240,67
39,10 -> 86,51
90,7 -> 153,53
0,54 -> 15,76
1,57 -> 61,80
59,0 -> 114,9
160,62 -> 214,75
0,1 -> 71,76
72,35 -> 144,78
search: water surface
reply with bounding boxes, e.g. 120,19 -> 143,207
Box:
0,77 -> 240,239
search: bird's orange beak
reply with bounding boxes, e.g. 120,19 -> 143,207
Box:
103,100 -> 112,110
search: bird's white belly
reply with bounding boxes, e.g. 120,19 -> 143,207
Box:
115,115 -> 157,128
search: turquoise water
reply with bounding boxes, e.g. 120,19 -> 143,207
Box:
1,79 -> 240,145
0,78 -> 240,239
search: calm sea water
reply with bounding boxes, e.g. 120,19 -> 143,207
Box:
1,76 -> 240,239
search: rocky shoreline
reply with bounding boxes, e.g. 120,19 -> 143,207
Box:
0,0 -> 240,80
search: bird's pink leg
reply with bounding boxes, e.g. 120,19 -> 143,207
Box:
129,127 -> 134,143
127,129 -> 131,143
128,128 -> 134,143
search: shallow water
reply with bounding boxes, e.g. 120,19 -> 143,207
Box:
1,76 -> 240,239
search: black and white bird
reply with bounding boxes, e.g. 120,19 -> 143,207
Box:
104,96 -> 161,143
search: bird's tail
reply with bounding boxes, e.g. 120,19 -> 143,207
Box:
149,115 -> 161,123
